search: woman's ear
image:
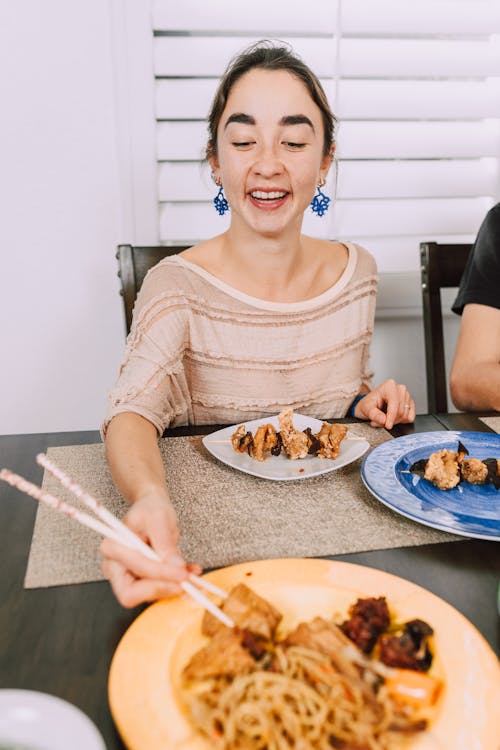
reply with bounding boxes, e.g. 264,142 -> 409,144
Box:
207,143 -> 220,184
320,144 -> 335,176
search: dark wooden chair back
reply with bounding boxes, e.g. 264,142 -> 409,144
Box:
420,241 -> 473,413
116,244 -> 191,335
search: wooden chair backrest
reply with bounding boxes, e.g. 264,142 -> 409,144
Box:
420,241 -> 473,412
116,244 -> 191,335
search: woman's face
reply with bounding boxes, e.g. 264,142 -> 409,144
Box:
210,68 -> 332,238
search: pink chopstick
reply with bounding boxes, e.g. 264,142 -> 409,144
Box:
0,459 -> 233,627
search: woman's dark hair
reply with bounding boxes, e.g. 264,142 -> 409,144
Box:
206,40 -> 336,159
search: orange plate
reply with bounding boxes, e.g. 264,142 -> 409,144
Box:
108,558 -> 500,750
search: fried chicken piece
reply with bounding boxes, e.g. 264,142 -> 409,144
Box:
423,449 -> 461,490
460,457 -> 489,485
278,409 -> 309,459
315,422 -> 348,459
249,423 -> 278,461
231,424 -> 253,454
182,628 -> 256,682
202,583 -> 282,640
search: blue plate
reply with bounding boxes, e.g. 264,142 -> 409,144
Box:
361,431 -> 500,541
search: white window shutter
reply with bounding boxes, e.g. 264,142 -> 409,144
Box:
132,0 -> 500,272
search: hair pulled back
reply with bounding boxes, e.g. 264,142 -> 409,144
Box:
206,40 -> 336,160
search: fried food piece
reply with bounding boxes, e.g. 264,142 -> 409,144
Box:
182,628 -> 256,682
340,597 -> 390,654
202,583 -> 282,640
231,424 -> 253,454
278,409 -> 309,459
315,422 -> 348,459
423,449 -> 461,490
460,457 -> 489,485
283,617 -> 361,681
249,423 -> 278,461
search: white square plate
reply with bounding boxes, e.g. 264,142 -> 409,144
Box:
202,413 -> 369,481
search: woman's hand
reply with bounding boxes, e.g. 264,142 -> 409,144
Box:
101,492 -> 201,608
354,379 -> 416,429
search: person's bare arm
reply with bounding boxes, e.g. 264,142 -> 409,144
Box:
450,304 -> 500,412
101,412 -> 199,606
105,412 -> 169,504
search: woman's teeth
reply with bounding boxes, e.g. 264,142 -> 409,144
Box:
251,191 -> 287,200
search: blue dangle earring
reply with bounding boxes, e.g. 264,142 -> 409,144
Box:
213,179 -> 229,216
310,179 -> 330,217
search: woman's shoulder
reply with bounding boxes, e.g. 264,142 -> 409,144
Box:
346,241 -> 377,272
140,248 -> 213,294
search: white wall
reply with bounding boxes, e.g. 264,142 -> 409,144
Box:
0,3 -> 463,436
0,1 -> 125,435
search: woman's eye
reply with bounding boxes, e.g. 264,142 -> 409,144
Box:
283,142 -> 306,149
232,142 -> 254,149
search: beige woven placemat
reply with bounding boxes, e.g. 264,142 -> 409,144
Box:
25,425 -> 457,589
480,416 -> 500,433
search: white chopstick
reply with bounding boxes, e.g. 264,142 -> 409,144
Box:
0,460 -> 233,628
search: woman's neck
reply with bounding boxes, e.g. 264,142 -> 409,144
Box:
181,226 -> 349,303
220,225 -> 307,300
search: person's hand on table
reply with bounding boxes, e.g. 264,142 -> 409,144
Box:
101,492 -> 201,608
354,379 -> 416,429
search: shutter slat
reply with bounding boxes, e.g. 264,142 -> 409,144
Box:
352,234 -> 479,274
154,37 -> 333,77
341,1 -> 500,35
158,159 -> 498,201
153,0 -> 500,35
159,197 -> 492,243
153,0 -> 338,33
157,120 -> 500,161
156,78 -> 500,120
154,36 -> 500,78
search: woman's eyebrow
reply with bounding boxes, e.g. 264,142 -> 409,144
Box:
224,113 -> 255,129
223,113 -> 315,131
279,115 -> 315,131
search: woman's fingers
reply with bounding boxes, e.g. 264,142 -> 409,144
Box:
360,380 -> 416,428
100,537 -> 187,583
102,558 -> 183,608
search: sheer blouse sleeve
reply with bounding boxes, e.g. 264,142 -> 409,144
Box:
101,264 -> 191,437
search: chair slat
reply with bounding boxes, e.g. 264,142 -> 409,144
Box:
420,242 -> 472,412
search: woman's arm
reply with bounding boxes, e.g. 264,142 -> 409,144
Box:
101,412 -> 199,607
105,412 -> 169,504
450,304 -> 500,412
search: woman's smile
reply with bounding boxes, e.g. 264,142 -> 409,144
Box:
247,188 -> 290,211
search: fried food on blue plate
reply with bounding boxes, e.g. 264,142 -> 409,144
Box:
410,441 -> 500,490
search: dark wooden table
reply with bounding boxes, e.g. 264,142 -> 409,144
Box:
0,414 -> 499,749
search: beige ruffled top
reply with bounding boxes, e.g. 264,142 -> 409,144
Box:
103,242 -> 377,434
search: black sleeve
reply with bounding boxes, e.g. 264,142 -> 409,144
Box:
452,203 -> 500,316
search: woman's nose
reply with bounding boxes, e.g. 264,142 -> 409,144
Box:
252,145 -> 284,178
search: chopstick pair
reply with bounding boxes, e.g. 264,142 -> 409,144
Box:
0,455 -> 234,628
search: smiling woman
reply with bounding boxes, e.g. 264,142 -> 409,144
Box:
100,41 -> 416,609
